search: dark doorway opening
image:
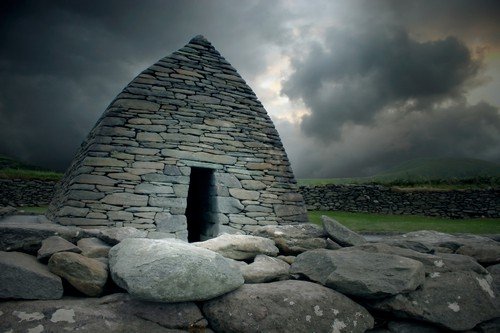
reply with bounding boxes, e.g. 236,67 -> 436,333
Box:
185,167 -> 218,242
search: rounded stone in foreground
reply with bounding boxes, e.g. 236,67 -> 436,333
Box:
203,280 -> 374,333
109,238 -> 244,302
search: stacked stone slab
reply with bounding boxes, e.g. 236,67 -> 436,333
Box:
46,35 -> 308,239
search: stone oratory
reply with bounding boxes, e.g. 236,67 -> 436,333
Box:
47,35 -> 308,241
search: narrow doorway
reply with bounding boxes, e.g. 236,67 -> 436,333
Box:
185,167 -> 218,242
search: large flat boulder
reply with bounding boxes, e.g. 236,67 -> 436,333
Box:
384,230 -> 499,253
203,280 -> 374,333
0,251 -> 63,300
0,220 -> 81,253
321,215 -> 366,246
291,249 -> 425,299
241,255 -> 290,283
369,271 -> 499,331
251,224 -> 327,255
456,243 -> 500,265
350,243 -> 489,276
109,238 -> 244,302
48,252 -> 108,297
0,293 -> 207,332
194,234 -> 279,260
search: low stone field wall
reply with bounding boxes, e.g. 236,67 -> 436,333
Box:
299,184 -> 500,218
1,179 -> 499,219
0,179 -> 56,207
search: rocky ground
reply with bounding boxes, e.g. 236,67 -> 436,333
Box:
0,213 -> 499,332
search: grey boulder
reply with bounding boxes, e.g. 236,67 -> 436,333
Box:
109,238 -> 244,302
351,242 -> 489,276
369,271 -> 499,331
0,220 -> 81,253
77,237 -> 111,258
241,255 -> 290,283
203,280 -> 374,333
385,230 -> 499,253
456,243 -> 500,265
0,293 -> 207,332
0,251 -> 63,300
37,235 -> 81,261
291,249 -> 425,299
194,234 -> 279,260
99,227 -> 147,245
252,223 -> 327,255
48,252 -> 108,297
321,215 -> 366,246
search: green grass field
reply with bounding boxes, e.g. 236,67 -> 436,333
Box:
309,211 -> 500,234
0,155 -> 63,180
298,157 -> 500,189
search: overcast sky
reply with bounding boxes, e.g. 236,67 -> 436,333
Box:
1,0 -> 499,177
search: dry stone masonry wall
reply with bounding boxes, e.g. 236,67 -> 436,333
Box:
46,35 -> 308,239
300,184 -> 500,218
0,179 -> 57,207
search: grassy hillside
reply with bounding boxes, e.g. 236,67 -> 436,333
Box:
298,158 -> 500,188
0,155 -> 63,180
375,158 -> 500,181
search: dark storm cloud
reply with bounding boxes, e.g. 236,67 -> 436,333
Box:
280,12 -> 500,177
0,0 -> 290,171
282,26 -> 482,140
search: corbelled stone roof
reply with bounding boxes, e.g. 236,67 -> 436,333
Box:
46,35 -> 308,239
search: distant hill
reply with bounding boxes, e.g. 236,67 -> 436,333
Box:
298,158 -> 500,187
0,155 -> 45,170
0,155 -> 63,180
373,158 -> 500,182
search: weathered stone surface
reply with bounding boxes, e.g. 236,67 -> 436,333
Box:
0,221 -> 81,253
252,224 -> 327,255
83,157 -> 127,167
156,213 -> 187,233
114,98 -> 160,111
240,179 -> 266,190
37,236 -> 81,261
291,249 -> 425,299
369,271 -> 499,331
77,237 -> 111,258
351,242 -> 489,276
488,263 -> 500,293
386,230 -> 499,253
241,254 -> 290,283
203,280 -> 374,333
0,251 -> 63,299
217,196 -> 244,214
48,252 -> 108,297
99,227 -> 147,245
321,215 -> 366,247
0,294 -> 201,332
229,188 -> 260,200
109,238 -> 244,302
387,320 -> 442,333
135,183 -> 173,194
72,174 -> 117,186
101,193 -> 148,206
194,234 -> 279,260
456,244 -> 500,265
107,210 -> 134,221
